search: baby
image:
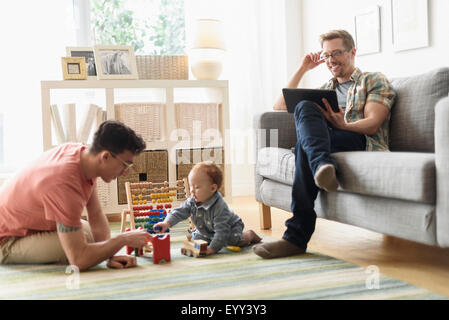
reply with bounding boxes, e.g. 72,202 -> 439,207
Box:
154,161 -> 262,255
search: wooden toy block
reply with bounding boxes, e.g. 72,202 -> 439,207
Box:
150,234 -> 171,264
181,235 -> 208,258
124,227 -> 150,257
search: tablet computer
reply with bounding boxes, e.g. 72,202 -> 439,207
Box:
282,88 -> 340,113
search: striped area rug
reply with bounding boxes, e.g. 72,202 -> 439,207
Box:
0,222 -> 446,300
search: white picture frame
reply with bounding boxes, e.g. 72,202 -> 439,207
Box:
354,6 -> 381,56
391,0 -> 429,52
66,46 -> 97,80
93,45 -> 139,80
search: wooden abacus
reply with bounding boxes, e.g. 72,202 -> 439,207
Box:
120,178 -> 190,233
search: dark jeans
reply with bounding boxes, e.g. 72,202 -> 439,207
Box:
282,101 -> 366,250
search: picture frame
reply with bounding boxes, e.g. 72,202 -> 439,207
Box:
354,6 -> 381,56
391,0 -> 429,52
93,45 -> 139,80
61,57 -> 87,80
66,46 -> 97,80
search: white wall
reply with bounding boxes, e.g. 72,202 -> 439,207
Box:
296,0 -> 449,87
0,0 -> 76,171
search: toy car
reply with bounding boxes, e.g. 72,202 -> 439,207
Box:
181,235 -> 208,258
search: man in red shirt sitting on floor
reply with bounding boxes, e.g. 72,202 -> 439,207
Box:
0,121 -> 151,271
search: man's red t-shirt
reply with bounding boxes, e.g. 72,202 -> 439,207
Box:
0,143 -> 96,241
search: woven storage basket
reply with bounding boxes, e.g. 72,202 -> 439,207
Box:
176,147 -> 225,196
117,150 -> 169,204
115,103 -> 163,143
175,103 -> 220,141
136,55 -> 189,80
96,178 -> 113,208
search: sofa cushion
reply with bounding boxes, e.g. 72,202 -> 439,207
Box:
333,152 -> 435,204
256,147 -> 435,203
389,68 -> 449,153
315,192 -> 436,246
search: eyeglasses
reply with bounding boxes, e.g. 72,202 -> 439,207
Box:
110,151 -> 134,171
320,48 -> 351,61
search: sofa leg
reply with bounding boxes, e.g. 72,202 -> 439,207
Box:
259,202 -> 272,230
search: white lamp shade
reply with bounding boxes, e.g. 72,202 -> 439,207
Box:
192,19 -> 226,50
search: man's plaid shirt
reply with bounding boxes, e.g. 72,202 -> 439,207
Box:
321,67 -> 397,151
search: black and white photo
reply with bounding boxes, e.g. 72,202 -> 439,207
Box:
94,45 -> 138,80
66,47 -> 97,79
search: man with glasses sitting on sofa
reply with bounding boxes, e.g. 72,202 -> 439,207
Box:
0,120 -> 151,270
253,30 -> 397,259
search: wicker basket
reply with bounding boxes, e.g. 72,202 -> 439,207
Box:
136,55 -> 189,80
176,147 -> 225,196
117,150 -> 169,204
175,103 -> 220,140
115,103 -> 163,143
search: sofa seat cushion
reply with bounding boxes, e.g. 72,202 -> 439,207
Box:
256,148 -> 435,204
333,151 -> 435,204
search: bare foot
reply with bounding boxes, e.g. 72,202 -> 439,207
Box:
239,230 -> 262,247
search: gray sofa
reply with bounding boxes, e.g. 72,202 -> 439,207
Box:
254,67 -> 449,247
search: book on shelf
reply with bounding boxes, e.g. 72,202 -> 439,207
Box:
77,104 -> 99,143
62,103 -> 77,142
50,104 -> 66,144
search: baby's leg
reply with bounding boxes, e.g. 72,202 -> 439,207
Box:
238,230 -> 262,247
191,229 -> 210,243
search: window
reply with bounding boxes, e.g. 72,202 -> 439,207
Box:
90,0 -> 186,55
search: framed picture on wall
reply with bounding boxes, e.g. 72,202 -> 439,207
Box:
392,0 -> 429,52
66,47 -> 97,80
93,45 -> 139,80
354,5 -> 381,56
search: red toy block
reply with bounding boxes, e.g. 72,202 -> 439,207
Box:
149,234 -> 171,264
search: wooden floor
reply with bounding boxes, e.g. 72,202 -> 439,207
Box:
230,196 -> 449,298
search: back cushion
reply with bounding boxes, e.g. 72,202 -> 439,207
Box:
389,68 -> 449,152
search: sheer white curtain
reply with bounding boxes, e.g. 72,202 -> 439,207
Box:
0,0 -> 76,173
186,0 -> 290,195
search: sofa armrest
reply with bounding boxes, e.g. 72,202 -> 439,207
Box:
435,96 -> 449,247
253,111 -> 296,202
253,111 -> 297,150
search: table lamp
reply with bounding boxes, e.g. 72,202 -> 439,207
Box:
190,19 -> 226,80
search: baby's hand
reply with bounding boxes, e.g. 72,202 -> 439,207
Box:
206,247 -> 217,256
153,221 -> 170,233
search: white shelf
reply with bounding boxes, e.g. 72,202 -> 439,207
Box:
41,79 -> 231,215
41,79 -> 228,89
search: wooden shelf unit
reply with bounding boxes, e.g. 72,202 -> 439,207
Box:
41,79 -> 232,214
